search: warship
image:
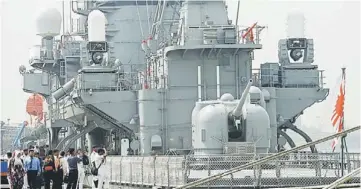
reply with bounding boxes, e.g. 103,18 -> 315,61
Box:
17,0 -> 360,188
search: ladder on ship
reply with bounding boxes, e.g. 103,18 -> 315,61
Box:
84,104 -> 134,137
62,123 -> 97,151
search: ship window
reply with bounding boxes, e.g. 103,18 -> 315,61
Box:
201,129 -> 206,141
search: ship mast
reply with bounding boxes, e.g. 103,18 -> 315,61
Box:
340,67 -> 348,177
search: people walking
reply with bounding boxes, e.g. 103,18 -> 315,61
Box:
34,152 -> 42,189
43,151 -> 55,189
92,148 -> 106,189
66,148 -> 82,189
8,151 -> 26,189
21,149 -> 29,189
53,149 -> 64,189
90,146 -> 98,188
24,149 -> 41,189
59,151 -> 68,189
7,146 -> 106,189
77,149 -> 89,189
6,152 -> 13,189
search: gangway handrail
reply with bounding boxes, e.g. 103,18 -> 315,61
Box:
286,183 -> 360,189
55,131 -> 77,150
322,167 -> 361,189
175,125 -> 361,189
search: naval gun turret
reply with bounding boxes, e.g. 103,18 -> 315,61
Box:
191,79 -> 271,156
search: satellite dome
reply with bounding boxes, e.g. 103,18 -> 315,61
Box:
262,89 -> 271,101
36,8 -> 62,37
287,11 -> 305,38
249,86 -> 262,94
88,10 -> 107,41
249,86 -> 262,102
220,93 -> 234,101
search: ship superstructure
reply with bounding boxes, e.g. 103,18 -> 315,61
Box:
20,0 -> 360,188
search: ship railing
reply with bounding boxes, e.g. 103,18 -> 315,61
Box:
238,24 -> 266,45
138,73 -> 168,90
78,79 -> 120,92
105,152 -> 360,188
252,68 -> 326,89
107,155 -> 185,187
183,24 -> 264,46
51,105 -> 66,120
77,74 -> 139,92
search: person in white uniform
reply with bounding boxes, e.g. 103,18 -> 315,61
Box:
62,152 -> 69,189
21,149 -> 29,189
89,146 -> 98,188
77,149 -> 86,189
92,149 -> 106,189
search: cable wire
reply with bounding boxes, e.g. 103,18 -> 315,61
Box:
135,0 -> 145,38
146,0 -> 151,34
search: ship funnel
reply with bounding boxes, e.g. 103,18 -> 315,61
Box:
231,79 -> 253,117
52,78 -> 76,101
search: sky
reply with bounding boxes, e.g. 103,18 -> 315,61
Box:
0,0 -> 360,151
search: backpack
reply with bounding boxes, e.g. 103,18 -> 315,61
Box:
82,155 -> 90,166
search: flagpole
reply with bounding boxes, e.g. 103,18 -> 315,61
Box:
340,67 -> 346,177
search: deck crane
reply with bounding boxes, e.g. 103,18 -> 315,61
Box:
12,121 -> 28,150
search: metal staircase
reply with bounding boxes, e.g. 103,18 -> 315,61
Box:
62,124 -> 97,151
56,129 -> 77,150
84,104 -> 134,136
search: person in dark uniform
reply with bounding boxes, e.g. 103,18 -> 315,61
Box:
66,148 -> 82,189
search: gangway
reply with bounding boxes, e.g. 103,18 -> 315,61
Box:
11,121 -> 28,150
175,125 -> 361,189
322,167 -> 361,189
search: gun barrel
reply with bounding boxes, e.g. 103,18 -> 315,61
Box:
232,79 -> 253,117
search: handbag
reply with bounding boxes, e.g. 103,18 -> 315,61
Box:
44,165 -> 53,171
43,158 -> 54,172
91,160 -> 103,176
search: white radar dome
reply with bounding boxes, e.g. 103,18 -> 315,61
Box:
36,8 -> 62,37
261,89 -> 271,101
88,10 -> 107,41
220,93 -> 234,101
249,86 -> 262,94
249,86 -> 262,102
287,11 -> 305,38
